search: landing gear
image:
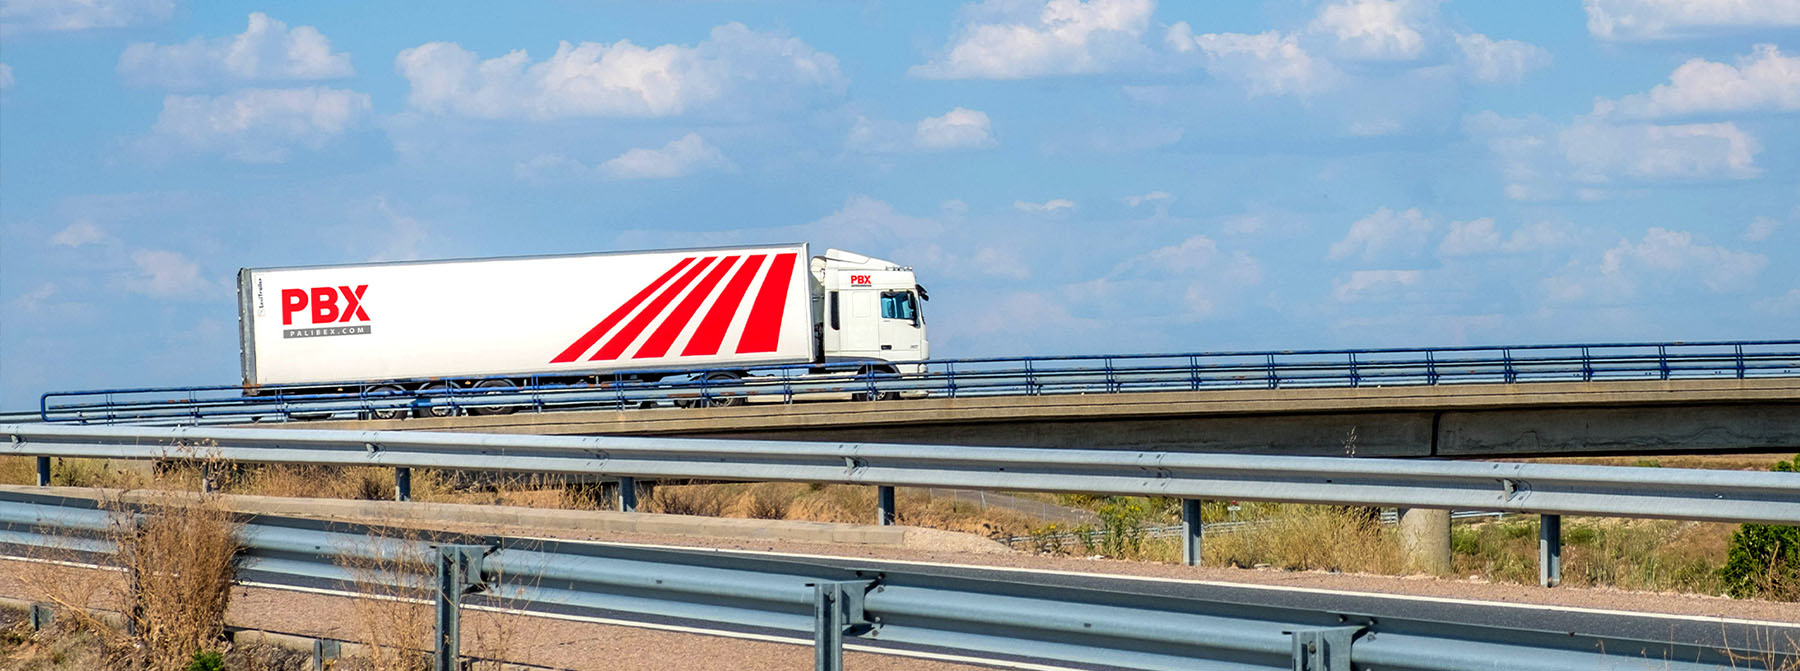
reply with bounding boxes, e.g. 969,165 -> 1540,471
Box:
692,371 -> 746,408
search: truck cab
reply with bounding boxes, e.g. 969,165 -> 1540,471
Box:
811,249 -> 929,370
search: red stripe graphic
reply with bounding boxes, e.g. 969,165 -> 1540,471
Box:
736,252 -> 797,354
590,256 -> 717,361
550,257 -> 695,363
633,255 -> 741,359
681,254 -> 765,356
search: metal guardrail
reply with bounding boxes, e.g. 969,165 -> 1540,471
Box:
1001,511 -> 1511,549
29,339 -> 1800,424
7,422 -> 1799,588
0,488 -> 1777,671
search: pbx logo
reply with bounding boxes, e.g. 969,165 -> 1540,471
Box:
849,274 -> 872,286
280,285 -> 372,339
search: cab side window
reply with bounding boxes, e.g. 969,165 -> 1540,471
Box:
880,291 -> 917,321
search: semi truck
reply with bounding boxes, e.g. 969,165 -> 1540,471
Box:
237,244 -> 928,416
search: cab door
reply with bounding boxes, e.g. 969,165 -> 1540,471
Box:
838,288 -> 880,356
876,290 -> 923,360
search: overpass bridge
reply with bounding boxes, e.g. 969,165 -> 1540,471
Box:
286,377 -> 1799,458
32,340 -> 1800,458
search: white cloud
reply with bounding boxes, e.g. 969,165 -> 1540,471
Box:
366,197 -> 428,262
1167,25 -> 1338,97
396,23 -> 845,120
1469,111 -> 1763,199
1014,199 -> 1076,213
1744,216 -> 1780,242
1595,44 -> 1800,120
1548,227 -> 1767,303
598,133 -> 731,180
49,221 -> 115,247
911,0 -> 1154,79
1329,207 -> 1434,261
1584,0 -> 1800,41
0,63 -> 13,89
850,107 -> 998,153
1561,119 -> 1760,181
144,87 -> 372,163
1754,288 -> 1800,315
516,133 -> 732,182
1438,218 -> 1571,256
914,107 -> 998,150
11,282 -> 57,312
1123,191 -> 1172,207
0,0 -> 171,34
1309,0 -> 1431,61
1334,269 -> 1421,301
126,250 -> 213,298
1600,227 -> 1766,292
1455,33 -> 1551,84
118,13 -> 352,89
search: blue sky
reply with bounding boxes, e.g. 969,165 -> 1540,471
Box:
2,0 -> 1798,407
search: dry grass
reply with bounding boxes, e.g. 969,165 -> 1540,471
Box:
1453,516 -> 1735,593
644,482 -> 1046,538
113,490 -> 242,671
1200,504 -> 1406,573
13,461 -> 242,671
331,523 -> 525,671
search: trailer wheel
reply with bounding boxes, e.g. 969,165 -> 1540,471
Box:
696,372 -> 746,408
469,379 -> 519,416
364,385 -> 407,420
414,381 -> 459,418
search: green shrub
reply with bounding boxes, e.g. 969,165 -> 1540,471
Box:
185,649 -> 225,671
1717,454 -> 1800,600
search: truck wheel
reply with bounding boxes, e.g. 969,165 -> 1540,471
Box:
696,372 -> 746,408
469,379 -> 519,416
415,381 -> 459,418
365,385 -> 407,420
851,366 -> 899,402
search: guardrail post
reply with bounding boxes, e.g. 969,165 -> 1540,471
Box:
434,544 -> 489,671
812,580 -> 871,671
1539,514 -> 1562,588
311,639 -> 340,671
1398,508 -> 1451,575
876,485 -> 896,526
395,467 -> 412,502
617,477 -> 638,512
1288,626 -> 1361,671
29,602 -> 53,630
1181,499 -> 1203,566
36,456 -> 51,487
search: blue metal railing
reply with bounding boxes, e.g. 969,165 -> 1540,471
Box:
29,339 -> 1800,425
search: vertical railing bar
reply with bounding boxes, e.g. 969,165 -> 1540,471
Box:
1658,345 -> 1670,380
1581,346 -> 1593,382
1188,355 -> 1201,391
1736,344 -> 1746,379
1503,349 -> 1515,384
1266,354 -> 1278,389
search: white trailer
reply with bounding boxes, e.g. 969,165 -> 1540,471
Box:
236,244 -> 928,410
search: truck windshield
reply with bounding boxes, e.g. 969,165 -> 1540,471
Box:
880,291 -> 917,321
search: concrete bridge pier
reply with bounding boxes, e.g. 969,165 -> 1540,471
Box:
1398,507 -> 1451,574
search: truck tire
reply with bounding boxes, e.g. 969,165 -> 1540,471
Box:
851,366 -> 899,402
468,379 -> 520,416
415,381 -> 459,418
365,385 -> 407,420
696,372 -> 746,407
